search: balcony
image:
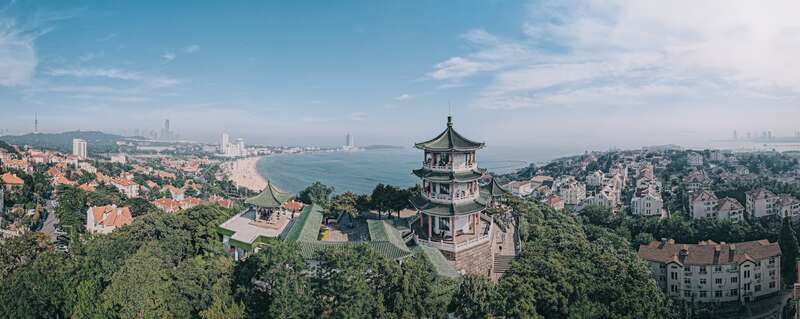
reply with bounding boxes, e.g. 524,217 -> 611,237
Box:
423,161 -> 477,172
424,191 -> 478,204
414,217 -> 493,252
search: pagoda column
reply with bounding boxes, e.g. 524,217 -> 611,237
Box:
450,216 -> 454,240
427,215 -> 432,239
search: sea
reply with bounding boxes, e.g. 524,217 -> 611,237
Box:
256,144 -> 586,194
257,141 -> 800,195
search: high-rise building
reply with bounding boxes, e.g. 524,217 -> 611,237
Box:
409,116 -> 496,275
72,139 -> 88,159
343,133 -> 356,150
160,119 -> 172,140
733,130 -> 738,140
220,133 -> 230,152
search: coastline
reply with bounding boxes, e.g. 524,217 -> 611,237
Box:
223,156 -> 267,192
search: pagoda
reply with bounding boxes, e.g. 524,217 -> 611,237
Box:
410,116 -> 496,276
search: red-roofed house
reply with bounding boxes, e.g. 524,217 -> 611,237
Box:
112,178 -> 140,198
153,197 -> 182,213
180,197 -> 202,210
1,173 -> 24,187
86,205 -> 133,234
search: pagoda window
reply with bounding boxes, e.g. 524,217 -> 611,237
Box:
440,184 -> 450,195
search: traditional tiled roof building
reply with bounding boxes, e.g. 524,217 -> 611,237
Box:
410,116 -> 497,276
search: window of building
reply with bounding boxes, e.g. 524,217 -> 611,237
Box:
731,277 -> 738,283
671,272 -> 678,280
714,266 -> 722,272
744,283 -> 750,291
671,285 -> 678,293
700,279 -> 707,285
769,281 -> 776,289
684,266 -> 691,272
699,266 -> 708,274
731,289 -> 738,296
755,285 -> 761,292
699,291 -> 707,298
744,270 -> 750,278
755,273 -> 761,280
715,290 -> 722,297
715,278 -> 722,285
684,290 -> 691,297
684,278 -> 691,285
768,257 -> 775,265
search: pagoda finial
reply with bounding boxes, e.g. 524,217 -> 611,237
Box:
447,101 -> 453,127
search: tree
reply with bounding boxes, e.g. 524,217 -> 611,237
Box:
124,197 -> 159,217
234,242 -> 312,319
100,247 -> 179,318
451,275 -> 496,319
297,181 -> 334,207
330,192 -> 358,225
779,217 -> 799,287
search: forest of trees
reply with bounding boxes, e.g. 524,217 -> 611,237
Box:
0,194 -> 674,319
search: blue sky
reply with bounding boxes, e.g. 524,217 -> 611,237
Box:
2,0 -> 800,148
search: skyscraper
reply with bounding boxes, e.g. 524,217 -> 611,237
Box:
220,133 -> 230,152
73,139 -> 88,159
344,132 -> 355,149
160,119 -> 172,140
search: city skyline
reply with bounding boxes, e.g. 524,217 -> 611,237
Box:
2,1 -> 800,148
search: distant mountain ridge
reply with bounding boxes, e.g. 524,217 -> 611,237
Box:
0,131 -> 124,154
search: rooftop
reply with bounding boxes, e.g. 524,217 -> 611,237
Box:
414,116 -> 485,151
638,239 -> 781,266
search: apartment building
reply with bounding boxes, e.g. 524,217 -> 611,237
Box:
683,171 -> 710,193
746,188 -> 779,218
638,239 -> 781,304
631,185 -> 663,217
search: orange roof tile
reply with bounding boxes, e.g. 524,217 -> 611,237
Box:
1,173 -> 24,185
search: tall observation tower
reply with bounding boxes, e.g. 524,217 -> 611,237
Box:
410,116 -> 495,276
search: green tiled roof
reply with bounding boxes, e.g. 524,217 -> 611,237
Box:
284,206 -> 413,260
414,116 -> 485,151
367,220 -> 412,255
245,180 -> 293,208
412,168 -> 485,182
283,204 -> 323,241
410,195 -> 487,217
481,177 -> 510,198
414,245 -> 460,279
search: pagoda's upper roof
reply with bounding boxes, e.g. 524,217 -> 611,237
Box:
414,116 -> 485,151
410,194 -> 488,217
481,177 -> 511,198
245,180 -> 293,208
412,167 -> 485,182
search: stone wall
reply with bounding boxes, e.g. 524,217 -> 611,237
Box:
441,239 -> 494,277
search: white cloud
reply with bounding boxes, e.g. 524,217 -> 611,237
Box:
183,44 -> 200,53
430,0 -> 800,110
349,112 -> 367,121
0,18 -> 37,86
161,52 -> 176,62
394,93 -> 411,101
47,67 -> 179,88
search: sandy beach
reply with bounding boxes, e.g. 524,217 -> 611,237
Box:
223,156 -> 267,192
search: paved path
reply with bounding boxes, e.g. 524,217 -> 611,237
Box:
40,209 -> 60,242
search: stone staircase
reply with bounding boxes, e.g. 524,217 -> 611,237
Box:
493,255 -> 516,274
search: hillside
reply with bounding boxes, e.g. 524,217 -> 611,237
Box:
0,131 -> 124,154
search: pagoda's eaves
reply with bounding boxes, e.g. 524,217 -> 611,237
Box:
414,116 -> 485,151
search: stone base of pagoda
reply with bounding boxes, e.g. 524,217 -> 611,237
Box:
413,215 -> 496,276
439,238 -> 494,276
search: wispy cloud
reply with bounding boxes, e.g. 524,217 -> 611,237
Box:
161,52 -> 176,62
47,67 -> 179,88
96,33 -> 116,42
182,44 -> 200,53
430,0 -> 800,110
349,112 -> 367,121
394,93 -> 411,101
0,18 -> 38,86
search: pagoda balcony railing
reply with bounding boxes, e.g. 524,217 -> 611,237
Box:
424,192 -> 478,204
415,218 -> 494,252
423,162 -> 477,172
